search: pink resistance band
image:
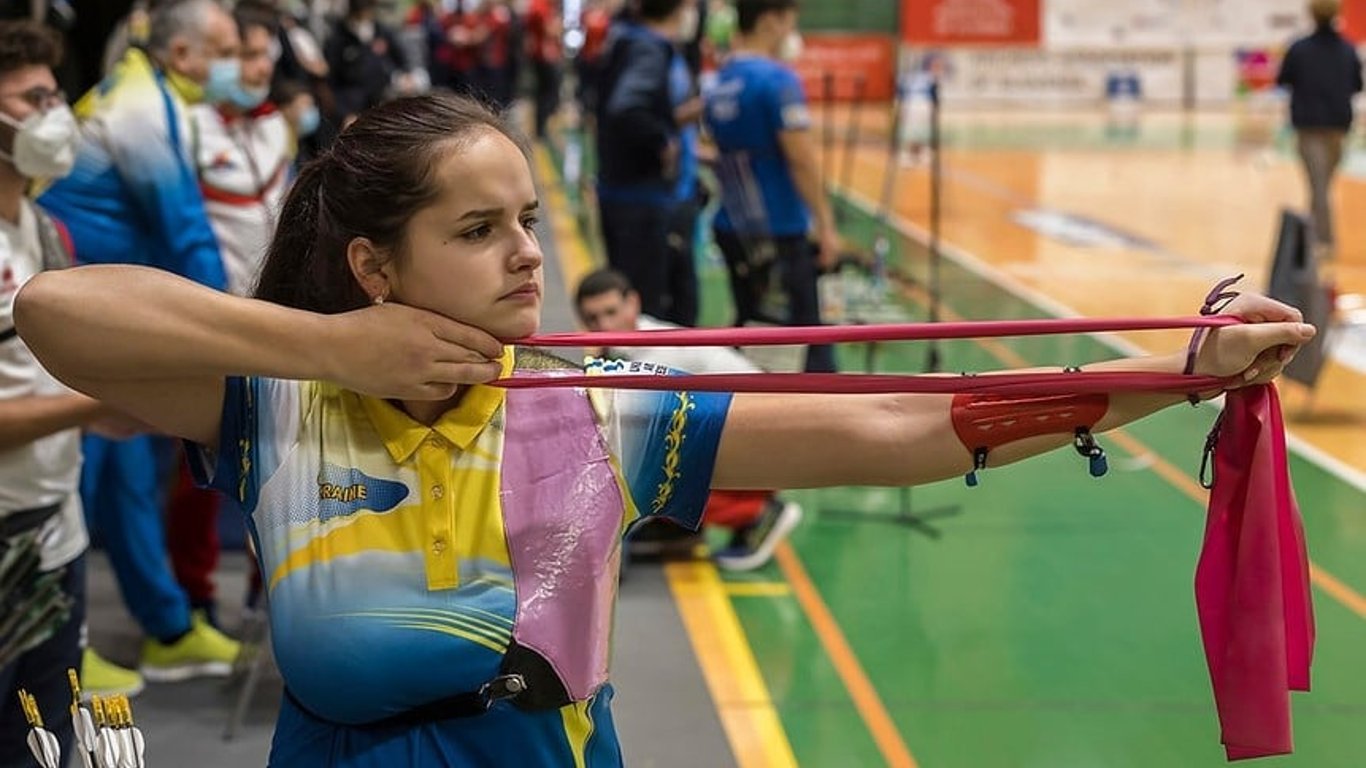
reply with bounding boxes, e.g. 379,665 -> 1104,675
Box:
504,314 -> 1312,762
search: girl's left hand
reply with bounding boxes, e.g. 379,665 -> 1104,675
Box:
1193,294 -> 1317,387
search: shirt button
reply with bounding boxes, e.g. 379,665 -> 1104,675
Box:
432,538 -> 446,555
431,485 -> 445,500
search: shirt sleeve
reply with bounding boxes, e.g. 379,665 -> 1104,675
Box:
185,376 -> 302,513
587,358 -> 732,530
106,83 -> 227,290
772,67 -> 812,132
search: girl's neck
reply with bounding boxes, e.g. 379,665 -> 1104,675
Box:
400,388 -> 465,426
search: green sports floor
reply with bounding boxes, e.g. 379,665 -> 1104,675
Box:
547,135 -> 1366,767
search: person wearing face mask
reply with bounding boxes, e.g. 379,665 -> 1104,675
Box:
169,2 -> 298,633
34,0 -> 243,684
0,20 -> 151,759
190,1 -> 296,297
702,0 -> 839,373
273,77 -> 321,159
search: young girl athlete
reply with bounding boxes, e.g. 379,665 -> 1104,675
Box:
15,94 -> 1314,766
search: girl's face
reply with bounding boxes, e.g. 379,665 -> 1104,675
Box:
382,130 -> 544,340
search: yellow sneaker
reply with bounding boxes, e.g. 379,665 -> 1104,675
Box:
81,647 -> 145,699
139,612 -> 241,683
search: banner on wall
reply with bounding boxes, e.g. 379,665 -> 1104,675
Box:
1345,0 -> 1366,42
791,34 -> 897,101
901,0 -> 1041,46
930,48 -> 1185,104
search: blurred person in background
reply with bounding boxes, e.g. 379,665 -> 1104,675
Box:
665,0 -> 703,326
703,0 -> 838,372
575,0 -> 613,118
475,0 -> 517,110
171,0 -> 297,628
1277,0 -> 1363,287
524,0 -> 561,138
38,0 -> 242,683
324,0 -> 415,126
0,23 -> 145,746
191,0 -> 294,297
273,76 -> 321,154
575,268 -> 803,570
594,0 -> 693,324
265,0 -> 331,153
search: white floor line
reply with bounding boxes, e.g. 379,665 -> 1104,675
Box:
836,186 -> 1366,495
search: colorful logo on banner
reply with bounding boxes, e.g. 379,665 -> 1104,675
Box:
902,0 -> 1041,45
1235,48 -> 1280,95
791,34 -> 897,101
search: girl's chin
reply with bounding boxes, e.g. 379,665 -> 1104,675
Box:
489,311 -> 541,342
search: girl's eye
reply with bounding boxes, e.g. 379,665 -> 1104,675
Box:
520,215 -> 540,231
461,224 -> 492,242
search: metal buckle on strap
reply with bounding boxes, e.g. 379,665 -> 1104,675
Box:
478,674 -> 526,708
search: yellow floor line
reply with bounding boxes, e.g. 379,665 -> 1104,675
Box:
666,562 -> 800,768
775,543 -> 920,768
536,150 -> 797,766
534,147 -> 595,296
724,582 -> 793,597
914,280 -> 1366,620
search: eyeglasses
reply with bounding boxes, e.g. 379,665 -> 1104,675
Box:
0,87 -> 66,110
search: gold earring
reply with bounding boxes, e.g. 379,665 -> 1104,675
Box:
373,294 -> 386,306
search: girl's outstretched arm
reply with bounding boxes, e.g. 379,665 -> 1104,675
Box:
16,265 -> 505,445
712,293 -> 1315,490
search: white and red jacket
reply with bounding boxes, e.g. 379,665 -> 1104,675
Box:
190,102 -> 295,296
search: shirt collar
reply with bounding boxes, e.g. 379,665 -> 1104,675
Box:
358,346 -> 514,463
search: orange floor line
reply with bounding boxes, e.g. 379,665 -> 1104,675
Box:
774,542 -> 919,768
918,280 -> 1366,621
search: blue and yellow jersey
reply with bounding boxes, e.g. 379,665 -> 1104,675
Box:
191,349 -> 731,766
39,48 -> 225,290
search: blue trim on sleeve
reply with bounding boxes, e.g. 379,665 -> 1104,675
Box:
639,388 -> 733,531
185,376 -> 259,512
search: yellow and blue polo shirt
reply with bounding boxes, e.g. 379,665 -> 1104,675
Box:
191,349 -> 730,767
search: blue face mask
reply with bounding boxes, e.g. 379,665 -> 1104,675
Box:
202,57 -> 242,105
296,105 -> 320,137
224,81 -> 269,111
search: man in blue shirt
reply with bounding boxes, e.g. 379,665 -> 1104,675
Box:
703,0 -> 837,372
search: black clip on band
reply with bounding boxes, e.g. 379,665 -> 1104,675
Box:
1073,428 -> 1109,478
478,674 -> 527,710
965,447 -> 988,487
1198,412 -> 1225,490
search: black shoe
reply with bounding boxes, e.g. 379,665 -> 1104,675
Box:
714,499 -> 803,572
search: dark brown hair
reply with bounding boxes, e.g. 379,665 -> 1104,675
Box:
253,93 -> 527,313
0,20 -> 62,78
575,268 -> 634,308
737,0 -> 798,33
234,0 -> 280,38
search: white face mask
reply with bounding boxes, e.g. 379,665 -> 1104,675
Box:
778,31 -> 803,62
0,105 -> 78,179
352,19 -> 376,43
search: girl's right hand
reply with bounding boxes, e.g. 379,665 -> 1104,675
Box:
325,304 -> 507,400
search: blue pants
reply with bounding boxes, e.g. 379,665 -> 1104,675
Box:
81,435 -> 190,641
0,554 -> 84,768
269,685 -> 623,767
